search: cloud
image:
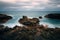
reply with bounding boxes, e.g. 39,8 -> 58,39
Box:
0,1 -> 17,11
57,5 -> 60,7
0,0 -> 60,11
0,0 -> 16,3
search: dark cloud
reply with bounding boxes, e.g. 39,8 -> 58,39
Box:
0,0 -> 60,11
0,1 -> 14,11
42,0 -> 60,11
0,1 -> 22,11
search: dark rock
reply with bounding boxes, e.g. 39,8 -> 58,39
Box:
19,16 -> 40,26
23,21 -> 32,26
0,14 -> 12,24
0,25 -> 4,29
39,16 -> 42,19
45,13 -> 60,19
0,25 -> 60,40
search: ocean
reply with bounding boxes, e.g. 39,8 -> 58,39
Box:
0,11 -> 60,28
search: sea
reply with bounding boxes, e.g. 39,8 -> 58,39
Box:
0,11 -> 60,28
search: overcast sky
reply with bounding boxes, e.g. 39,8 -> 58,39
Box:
0,0 -> 60,11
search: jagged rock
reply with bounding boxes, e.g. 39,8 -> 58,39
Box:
19,16 -> 40,26
19,16 -> 39,26
0,25 -> 60,40
0,14 -> 12,24
45,13 -> 60,19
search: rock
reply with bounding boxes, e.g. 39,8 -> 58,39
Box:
0,25 -> 4,29
0,25 -> 60,40
39,16 -> 42,19
40,24 -> 48,29
0,14 -> 12,24
19,16 -> 40,26
45,13 -> 60,19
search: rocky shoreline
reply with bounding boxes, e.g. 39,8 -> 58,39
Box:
0,24 -> 60,40
0,14 -> 60,40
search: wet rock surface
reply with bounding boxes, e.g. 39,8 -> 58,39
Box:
45,13 -> 60,19
0,14 -> 12,24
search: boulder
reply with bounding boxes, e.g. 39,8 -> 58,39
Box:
45,13 -> 60,19
0,14 -> 12,24
39,16 -> 42,19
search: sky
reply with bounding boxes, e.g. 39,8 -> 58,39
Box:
0,0 -> 60,11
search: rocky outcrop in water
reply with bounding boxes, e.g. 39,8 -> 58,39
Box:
0,14 -> 12,24
19,16 -> 40,26
45,13 -> 60,19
